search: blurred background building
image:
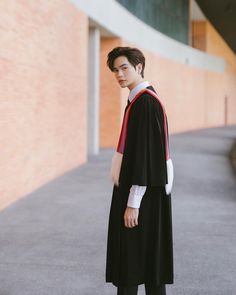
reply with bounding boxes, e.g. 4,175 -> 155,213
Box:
0,0 -> 235,209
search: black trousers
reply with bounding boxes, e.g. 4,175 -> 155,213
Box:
117,284 -> 166,295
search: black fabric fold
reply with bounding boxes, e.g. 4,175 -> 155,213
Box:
119,87 -> 168,188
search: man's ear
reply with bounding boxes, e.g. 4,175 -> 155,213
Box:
137,63 -> 142,75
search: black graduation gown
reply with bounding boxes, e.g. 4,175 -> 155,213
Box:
105,85 -> 174,287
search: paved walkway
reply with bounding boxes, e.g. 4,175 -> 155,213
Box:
0,125 -> 236,295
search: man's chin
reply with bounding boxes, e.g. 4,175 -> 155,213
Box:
119,82 -> 129,88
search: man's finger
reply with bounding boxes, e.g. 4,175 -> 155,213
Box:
133,219 -> 136,227
124,215 -> 138,228
129,219 -> 132,228
124,217 -> 129,228
129,218 -> 133,228
132,218 -> 135,227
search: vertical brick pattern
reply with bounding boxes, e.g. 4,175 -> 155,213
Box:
205,21 -> 236,126
191,20 -> 207,51
0,1 -> 88,209
100,38 -> 124,148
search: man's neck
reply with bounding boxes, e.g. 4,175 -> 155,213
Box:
128,78 -> 145,91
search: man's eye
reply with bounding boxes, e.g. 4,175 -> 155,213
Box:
122,67 -> 127,70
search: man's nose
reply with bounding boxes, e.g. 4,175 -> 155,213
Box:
116,70 -> 123,78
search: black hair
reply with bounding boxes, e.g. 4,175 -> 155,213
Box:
107,46 -> 145,78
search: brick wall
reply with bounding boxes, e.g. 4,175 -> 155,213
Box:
0,1 -> 88,209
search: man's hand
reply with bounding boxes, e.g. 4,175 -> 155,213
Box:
124,207 -> 139,228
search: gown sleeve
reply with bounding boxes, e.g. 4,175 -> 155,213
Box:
119,93 -> 168,187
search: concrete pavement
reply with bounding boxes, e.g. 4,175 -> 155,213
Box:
0,125 -> 235,295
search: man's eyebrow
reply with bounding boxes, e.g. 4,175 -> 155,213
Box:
113,63 -> 128,70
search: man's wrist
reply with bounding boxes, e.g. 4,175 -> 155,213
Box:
127,206 -> 139,209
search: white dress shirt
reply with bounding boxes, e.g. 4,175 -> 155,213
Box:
126,81 -> 150,209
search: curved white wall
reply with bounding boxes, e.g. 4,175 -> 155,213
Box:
70,0 -> 225,72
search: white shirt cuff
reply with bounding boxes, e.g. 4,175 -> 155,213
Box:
127,185 -> 147,208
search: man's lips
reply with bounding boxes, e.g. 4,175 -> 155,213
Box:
119,80 -> 126,82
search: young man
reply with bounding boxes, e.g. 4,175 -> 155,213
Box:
105,47 -> 174,295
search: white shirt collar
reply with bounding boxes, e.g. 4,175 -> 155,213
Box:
128,81 -> 150,102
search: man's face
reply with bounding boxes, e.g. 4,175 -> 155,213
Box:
112,56 -> 142,89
